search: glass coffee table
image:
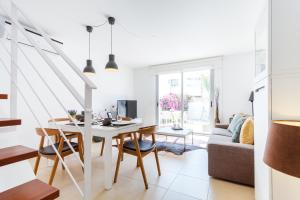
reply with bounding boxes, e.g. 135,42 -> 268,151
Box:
156,127 -> 193,150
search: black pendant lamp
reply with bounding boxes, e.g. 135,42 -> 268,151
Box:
83,26 -> 96,75
105,17 -> 118,71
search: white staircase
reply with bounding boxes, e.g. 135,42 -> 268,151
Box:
0,1 -> 97,199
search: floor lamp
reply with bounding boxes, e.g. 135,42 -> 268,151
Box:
264,121 -> 300,178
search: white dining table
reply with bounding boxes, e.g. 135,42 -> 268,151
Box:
49,119 -> 143,190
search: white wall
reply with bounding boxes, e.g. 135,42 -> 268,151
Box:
222,52 -> 255,123
134,67 -> 157,125
134,52 -> 254,126
270,0 -> 300,198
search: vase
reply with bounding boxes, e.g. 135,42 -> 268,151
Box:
215,104 -> 220,123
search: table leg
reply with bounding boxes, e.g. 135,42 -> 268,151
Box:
192,132 -> 194,145
104,136 -> 113,190
184,136 -> 186,151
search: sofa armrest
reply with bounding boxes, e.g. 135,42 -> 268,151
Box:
214,124 -> 229,129
207,140 -> 254,186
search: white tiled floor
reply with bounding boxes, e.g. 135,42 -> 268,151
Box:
31,135 -> 254,200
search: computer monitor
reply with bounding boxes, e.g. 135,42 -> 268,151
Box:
117,100 -> 137,119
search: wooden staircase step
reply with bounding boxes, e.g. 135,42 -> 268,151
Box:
0,145 -> 38,167
0,179 -> 59,200
0,118 -> 21,127
0,94 -> 8,99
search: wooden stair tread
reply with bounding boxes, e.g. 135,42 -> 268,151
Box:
0,145 -> 38,167
0,118 -> 21,127
0,94 -> 8,99
0,179 -> 59,200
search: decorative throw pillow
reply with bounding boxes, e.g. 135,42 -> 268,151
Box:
239,117 -> 254,145
231,116 -> 247,143
228,113 -> 243,133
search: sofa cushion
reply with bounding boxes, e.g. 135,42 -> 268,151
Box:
212,128 -> 232,137
240,117 -> 254,145
208,134 -> 233,144
228,113 -> 243,133
231,116 -> 247,143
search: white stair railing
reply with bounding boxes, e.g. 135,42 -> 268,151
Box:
0,40 -> 84,169
0,1 -> 96,199
0,57 -> 84,196
14,4 -> 97,90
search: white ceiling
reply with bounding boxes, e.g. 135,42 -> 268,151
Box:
9,0 -> 265,68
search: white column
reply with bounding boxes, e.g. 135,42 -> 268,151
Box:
10,2 -> 18,118
84,84 -> 92,200
104,135 -> 113,190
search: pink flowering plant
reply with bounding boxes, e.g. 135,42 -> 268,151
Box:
159,93 -> 181,111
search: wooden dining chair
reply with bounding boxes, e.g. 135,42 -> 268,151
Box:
48,117 -> 85,158
113,125 -> 161,189
97,116 -> 132,157
49,117 -> 107,157
34,128 -> 84,185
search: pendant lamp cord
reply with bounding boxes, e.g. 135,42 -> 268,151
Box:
111,24 -> 113,54
88,31 -> 91,59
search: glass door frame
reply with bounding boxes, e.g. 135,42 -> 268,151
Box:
156,69 -> 215,133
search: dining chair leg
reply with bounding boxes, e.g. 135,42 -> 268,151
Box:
78,134 -> 84,162
113,147 -> 122,183
33,154 -> 41,175
49,157 -> 59,185
154,148 -> 161,176
61,157 -> 65,170
136,158 -> 140,167
79,148 -> 84,163
100,139 -> 105,156
137,154 -> 148,189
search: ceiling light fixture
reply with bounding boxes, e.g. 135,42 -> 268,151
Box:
83,25 -> 96,75
105,17 -> 118,71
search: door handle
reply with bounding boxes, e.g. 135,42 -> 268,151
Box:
255,86 -> 265,93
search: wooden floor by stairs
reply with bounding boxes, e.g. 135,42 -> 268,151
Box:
0,93 -> 59,199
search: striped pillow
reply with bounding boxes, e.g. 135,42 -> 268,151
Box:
228,113 -> 243,133
231,116 -> 247,143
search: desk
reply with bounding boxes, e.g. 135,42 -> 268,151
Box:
49,120 -> 143,190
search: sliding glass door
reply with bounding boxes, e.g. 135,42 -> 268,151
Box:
158,69 -> 213,133
182,70 -> 212,133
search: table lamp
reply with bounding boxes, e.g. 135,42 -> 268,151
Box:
264,120 -> 300,178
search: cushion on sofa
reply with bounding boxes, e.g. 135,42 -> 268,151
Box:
208,134 -> 232,144
212,128 -> 232,137
231,116 -> 247,143
227,113 -> 243,133
240,117 -> 254,145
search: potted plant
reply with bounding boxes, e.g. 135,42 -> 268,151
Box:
68,110 -> 77,121
215,89 -> 220,124
159,93 -> 181,128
